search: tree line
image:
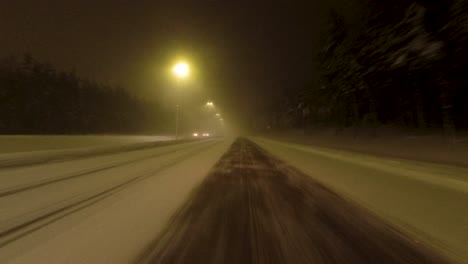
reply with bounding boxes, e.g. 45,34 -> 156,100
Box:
0,54 -> 169,134
272,0 -> 468,134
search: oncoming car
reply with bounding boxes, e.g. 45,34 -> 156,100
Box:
192,132 -> 211,137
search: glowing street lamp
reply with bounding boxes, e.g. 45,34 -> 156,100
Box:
206,101 -> 214,107
172,62 -> 189,79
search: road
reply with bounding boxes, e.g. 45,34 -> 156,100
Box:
0,137 -> 462,263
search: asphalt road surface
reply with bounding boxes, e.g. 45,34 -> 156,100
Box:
141,138 -> 450,264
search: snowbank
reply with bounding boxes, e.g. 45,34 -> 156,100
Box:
0,135 -> 175,154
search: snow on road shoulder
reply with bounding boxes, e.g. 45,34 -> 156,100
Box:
0,135 -> 175,154
0,135 -> 183,168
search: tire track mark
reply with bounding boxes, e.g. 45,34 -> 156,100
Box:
0,139 -> 202,169
0,141 -> 214,198
0,141 -> 220,248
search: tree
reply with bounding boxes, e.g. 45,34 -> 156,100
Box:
0,54 -> 169,134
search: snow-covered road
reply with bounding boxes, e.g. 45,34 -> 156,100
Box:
0,136 -> 465,263
0,138 -> 232,263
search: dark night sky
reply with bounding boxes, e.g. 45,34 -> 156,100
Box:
0,0 -> 353,127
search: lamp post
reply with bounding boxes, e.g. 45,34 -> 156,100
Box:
172,62 -> 189,140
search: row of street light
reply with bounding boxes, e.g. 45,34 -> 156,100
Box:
172,62 -> 189,139
206,102 -> 223,121
171,61 -> 223,139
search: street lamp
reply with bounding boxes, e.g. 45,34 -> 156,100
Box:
172,62 -> 189,79
206,101 -> 214,107
172,61 -> 190,140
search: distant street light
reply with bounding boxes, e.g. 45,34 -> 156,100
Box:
206,101 -> 214,107
172,61 -> 190,140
